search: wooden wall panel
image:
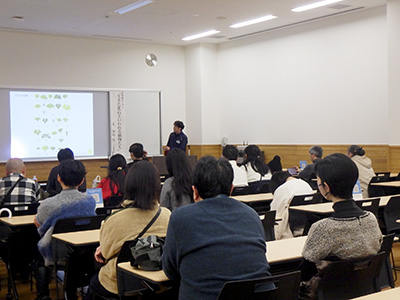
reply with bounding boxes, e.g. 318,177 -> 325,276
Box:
0,159 -> 109,184
390,146 -> 400,173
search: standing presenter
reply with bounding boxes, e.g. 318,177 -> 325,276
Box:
164,120 -> 188,154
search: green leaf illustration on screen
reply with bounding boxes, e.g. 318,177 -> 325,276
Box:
54,95 -> 61,99
35,117 -> 40,121
34,104 -> 41,108
40,95 -> 48,99
56,104 -> 61,109
57,118 -> 62,122
52,131 -> 57,135
42,146 -> 49,151
62,95 -> 68,98
46,103 -> 54,108
34,129 -> 41,135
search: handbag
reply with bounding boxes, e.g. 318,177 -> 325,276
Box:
130,235 -> 165,271
128,207 -> 164,271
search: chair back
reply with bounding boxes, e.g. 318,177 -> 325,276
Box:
0,202 -> 40,216
106,195 -> 124,208
231,186 -> 255,196
261,210 -> 276,241
378,234 -> 395,289
52,215 -> 104,269
355,198 -> 380,218
152,156 -> 168,176
290,194 -> 317,206
383,196 -> 400,234
217,271 -> 301,300
375,172 -> 391,178
317,252 -> 385,300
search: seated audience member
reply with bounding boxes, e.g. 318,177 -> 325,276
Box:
300,153 -> 382,299
160,148 -> 193,211
269,171 -> 313,239
240,145 -> 272,189
87,161 -> 171,299
222,145 -> 248,187
347,145 -> 375,198
34,160 -> 96,300
98,154 -> 127,206
46,148 -> 87,196
126,143 -> 147,170
162,156 -> 273,300
0,158 -> 40,204
296,146 -> 323,186
267,155 -> 283,174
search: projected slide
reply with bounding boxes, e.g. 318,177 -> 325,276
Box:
10,91 -> 94,159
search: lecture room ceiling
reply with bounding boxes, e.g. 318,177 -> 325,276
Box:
1,0 -> 386,46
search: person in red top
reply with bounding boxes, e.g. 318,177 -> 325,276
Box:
98,154 -> 126,206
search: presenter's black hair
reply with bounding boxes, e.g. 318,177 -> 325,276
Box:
270,171 -> 291,194
58,159 -> 86,187
129,143 -> 144,159
240,145 -> 270,176
192,156 -> 233,199
107,154 -> 127,197
348,145 -> 366,157
315,153 -> 358,199
57,148 -> 74,162
125,161 -> 160,210
174,120 -> 185,130
166,149 -> 193,206
223,145 -> 239,161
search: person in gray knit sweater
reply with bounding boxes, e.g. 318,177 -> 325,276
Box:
300,153 -> 382,299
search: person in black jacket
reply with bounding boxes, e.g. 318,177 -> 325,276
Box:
46,148 -> 86,196
296,146 -> 323,188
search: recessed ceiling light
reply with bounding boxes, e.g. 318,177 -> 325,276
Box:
182,30 -> 221,41
230,15 -> 277,28
114,0 -> 153,15
292,0 -> 344,12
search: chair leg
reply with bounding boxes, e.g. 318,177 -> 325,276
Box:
390,250 -> 398,282
6,260 -> 19,300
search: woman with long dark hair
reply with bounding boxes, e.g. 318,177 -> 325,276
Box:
87,161 -> 171,299
240,145 -> 272,184
98,154 -> 126,205
160,148 -> 193,211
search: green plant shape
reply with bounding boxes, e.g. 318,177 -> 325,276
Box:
56,104 -> 61,109
42,118 -> 48,123
46,103 -> 54,109
63,118 -> 68,122
42,146 -> 49,151
48,95 -> 53,98
52,131 -> 57,135
57,118 -> 62,122
41,134 -> 50,139
40,95 -> 48,100
62,104 -> 71,110
34,129 -> 41,135
58,128 -> 63,133
59,138 -> 63,143
35,95 -> 39,98
35,117 -> 40,121
54,94 -> 61,99
50,146 -> 55,150
34,104 -> 41,108
62,95 -> 68,99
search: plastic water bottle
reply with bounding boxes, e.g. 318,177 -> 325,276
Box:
33,175 -> 38,182
92,175 -> 101,188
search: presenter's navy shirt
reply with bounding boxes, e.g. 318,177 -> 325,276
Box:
167,132 -> 188,151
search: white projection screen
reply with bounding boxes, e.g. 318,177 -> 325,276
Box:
0,88 -> 109,162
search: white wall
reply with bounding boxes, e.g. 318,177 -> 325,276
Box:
387,0 -> 400,145
217,6 -> 388,145
0,31 -> 186,144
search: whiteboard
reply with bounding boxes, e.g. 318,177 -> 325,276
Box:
110,90 -> 162,157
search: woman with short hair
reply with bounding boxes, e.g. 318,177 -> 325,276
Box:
300,153 -> 382,299
87,161 -> 171,299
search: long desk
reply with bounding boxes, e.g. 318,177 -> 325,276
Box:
352,287 -> 400,299
117,236 -> 307,284
0,215 -> 35,227
234,193 -> 273,203
289,195 -> 397,215
52,229 -> 100,246
370,181 -> 400,188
